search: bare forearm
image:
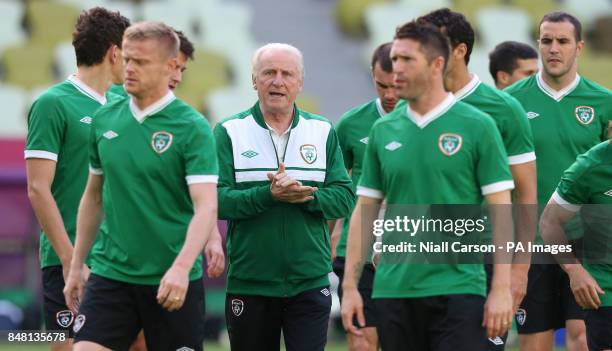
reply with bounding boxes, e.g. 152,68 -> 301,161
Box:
174,207 -> 217,271
343,200 -> 378,289
28,188 -> 73,264
71,193 -> 104,268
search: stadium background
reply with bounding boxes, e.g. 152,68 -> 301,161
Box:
0,0 -> 610,349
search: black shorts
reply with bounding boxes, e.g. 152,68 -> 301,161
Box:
333,257 -> 378,328
74,273 -> 205,351
585,307 -> 612,350
516,262 -> 585,334
226,286 -> 332,351
42,265 -> 75,337
375,294 -> 488,351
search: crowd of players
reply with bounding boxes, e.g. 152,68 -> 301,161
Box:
23,4 -> 611,351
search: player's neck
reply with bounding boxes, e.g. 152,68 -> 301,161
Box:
445,66 -> 471,94
133,86 -> 170,110
541,67 -> 578,92
410,84 -> 448,117
261,107 -> 293,134
75,65 -> 113,97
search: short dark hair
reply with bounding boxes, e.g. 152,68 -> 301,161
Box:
371,42 -> 393,73
540,11 -> 582,42
174,30 -> 195,60
489,41 -> 538,84
72,7 -> 131,67
394,21 -> 449,71
417,8 -> 475,65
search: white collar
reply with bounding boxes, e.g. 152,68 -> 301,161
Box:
129,91 -> 176,123
375,98 -> 387,117
265,122 -> 291,137
536,71 -> 580,101
454,73 -> 481,100
66,75 -> 107,105
405,93 -> 456,129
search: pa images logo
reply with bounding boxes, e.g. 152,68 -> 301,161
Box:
575,105 -> 595,125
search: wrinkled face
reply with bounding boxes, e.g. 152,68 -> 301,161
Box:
372,62 -> 398,113
538,21 -> 582,79
122,38 -> 176,98
391,38 -> 432,102
169,52 -> 188,90
252,49 -> 303,115
508,58 -> 538,85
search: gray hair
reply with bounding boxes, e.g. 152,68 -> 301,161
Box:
251,43 -> 304,78
124,21 -> 179,58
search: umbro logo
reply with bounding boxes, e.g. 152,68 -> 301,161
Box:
488,337 -> 504,345
103,131 -> 118,139
360,137 -> 369,144
320,288 -> 331,296
385,141 -> 402,151
604,190 -> 612,197
241,150 -> 258,158
176,347 -> 194,351
526,111 -> 539,119
79,116 -> 92,124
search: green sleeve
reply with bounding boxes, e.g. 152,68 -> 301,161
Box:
335,117 -> 353,170
89,109 -> 102,172
556,152 -> 593,205
356,126 -> 384,198
214,123 -> 276,220
302,127 -> 355,219
502,95 -> 535,164
183,116 -> 218,183
25,93 -> 65,160
476,117 -> 514,194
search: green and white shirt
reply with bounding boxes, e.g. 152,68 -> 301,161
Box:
358,94 -> 514,298
215,102 -> 354,297
89,91 -> 218,285
553,141 -> 612,307
335,98 -> 388,258
25,75 -> 108,268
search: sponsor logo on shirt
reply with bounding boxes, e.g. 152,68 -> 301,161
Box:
575,105 -> 595,125
300,144 -> 317,164
79,116 -> 92,124
241,150 -> 258,158
385,141 -> 402,151
604,190 -> 612,197
102,131 -> 118,139
73,314 -> 86,333
231,299 -> 244,317
488,337 -> 504,345
526,111 -> 539,119
151,131 -> 173,154
438,133 -> 463,156
516,308 -> 526,326
56,310 -> 74,328
360,137 -> 369,144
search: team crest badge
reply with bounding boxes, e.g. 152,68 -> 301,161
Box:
438,133 -> 463,156
151,131 -> 173,154
299,144 -> 317,164
56,310 -> 74,328
73,314 -> 86,333
575,106 -> 595,125
516,308 -> 527,326
231,299 -> 244,317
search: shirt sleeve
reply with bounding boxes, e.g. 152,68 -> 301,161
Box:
501,95 -> 536,165
183,116 -> 219,184
554,151 -> 593,212
476,116 -> 515,195
88,109 -> 103,174
356,126 -> 384,199
335,117 -> 353,170
24,93 -> 65,161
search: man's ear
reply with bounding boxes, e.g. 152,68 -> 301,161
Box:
252,74 -> 257,90
496,71 -> 509,87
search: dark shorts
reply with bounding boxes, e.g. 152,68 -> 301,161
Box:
375,294 -> 488,351
585,307 -> 612,350
333,257 -> 378,328
42,266 -> 75,337
74,273 -> 205,351
516,262 -> 585,334
226,286 -> 332,351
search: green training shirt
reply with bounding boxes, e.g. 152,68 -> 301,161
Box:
25,75 -> 109,268
335,98 -> 389,258
108,83 -> 128,97
89,91 -> 218,285
553,141 -> 612,307
358,94 -> 514,298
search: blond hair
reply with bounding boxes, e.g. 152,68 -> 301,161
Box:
123,21 -> 179,58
